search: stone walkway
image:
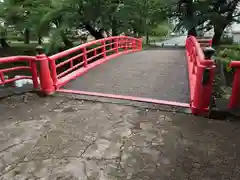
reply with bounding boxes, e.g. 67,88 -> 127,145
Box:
63,49 -> 190,103
0,93 -> 240,180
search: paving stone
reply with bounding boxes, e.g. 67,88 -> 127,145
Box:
0,93 -> 240,180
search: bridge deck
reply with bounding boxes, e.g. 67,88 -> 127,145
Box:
63,49 -> 190,103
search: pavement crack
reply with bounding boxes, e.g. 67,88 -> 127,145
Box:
79,138 -> 98,157
0,139 -> 35,153
117,139 -> 126,169
51,99 -> 68,112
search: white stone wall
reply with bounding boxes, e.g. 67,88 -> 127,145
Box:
233,33 -> 240,44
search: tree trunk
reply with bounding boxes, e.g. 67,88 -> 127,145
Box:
146,31 -> 149,44
212,26 -> 225,46
84,22 -> 104,39
111,18 -> 118,36
133,28 -> 137,37
38,37 -> 42,45
0,38 -> 9,48
60,32 -> 73,48
0,30 -> 9,48
186,0 -> 197,37
24,28 -> 30,44
187,27 -> 197,37
106,31 -> 111,37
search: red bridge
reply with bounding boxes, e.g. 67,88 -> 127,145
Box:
0,36 -> 240,116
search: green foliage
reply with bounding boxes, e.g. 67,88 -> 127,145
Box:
220,36 -> 233,45
7,36 -> 25,41
150,22 -> 170,37
0,0 -> 169,50
218,46 -> 240,60
169,0 -> 240,45
215,45 -> 240,72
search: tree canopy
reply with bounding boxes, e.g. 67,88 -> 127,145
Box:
0,0 -> 169,48
1,0 -> 238,48
170,0 -> 240,45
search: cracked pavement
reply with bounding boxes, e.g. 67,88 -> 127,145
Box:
0,93 -> 240,180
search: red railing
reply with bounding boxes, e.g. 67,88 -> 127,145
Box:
197,38 -> 212,48
186,36 -> 215,115
0,56 -> 38,88
48,36 -> 142,88
0,36 -> 141,95
229,61 -> 240,109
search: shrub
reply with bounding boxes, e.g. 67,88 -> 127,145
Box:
220,36 -> 234,45
7,36 -> 25,42
217,46 -> 240,60
150,23 -> 170,37
215,45 -> 240,73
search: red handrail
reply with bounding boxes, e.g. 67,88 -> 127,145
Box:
186,36 -> 215,115
0,36 -> 142,95
48,36 -> 142,88
187,37 -> 214,66
0,56 -> 38,88
197,38 -> 212,48
230,61 -> 240,68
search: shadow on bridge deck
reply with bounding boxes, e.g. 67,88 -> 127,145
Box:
63,49 -> 190,103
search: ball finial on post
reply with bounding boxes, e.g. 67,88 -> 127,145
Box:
203,47 -> 215,59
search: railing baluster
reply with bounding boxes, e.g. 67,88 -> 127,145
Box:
83,47 -> 87,67
125,38 -> 128,50
102,41 -> 106,58
94,48 -> 97,56
115,38 -> 119,53
0,72 -> 5,82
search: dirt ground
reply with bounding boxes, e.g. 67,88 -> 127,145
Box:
0,93 -> 240,180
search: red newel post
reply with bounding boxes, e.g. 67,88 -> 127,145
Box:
35,46 -> 55,95
138,38 -> 142,50
229,69 -> 240,108
192,47 -> 215,115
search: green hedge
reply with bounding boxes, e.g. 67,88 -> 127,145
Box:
7,36 -> 39,42
150,23 -> 170,37
215,44 -> 240,73
7,36 -> 25,41
220,36 -> 233,45
217,44 -> 240,51
216,45 -> 240,60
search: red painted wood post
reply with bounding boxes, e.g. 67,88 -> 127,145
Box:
133,38 -> 136,50
125,38 -> 128,51
29,60 -> 39,89
119,38 -> 123,49
229,68 -> 240,108
138,38 -> 142,50
115,37 -> 119,53
192,47 -> 215,114
83,47 -> 88,67
102,40 -> 106,58
35,46 -> 55,95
